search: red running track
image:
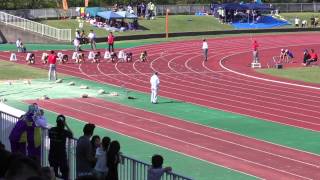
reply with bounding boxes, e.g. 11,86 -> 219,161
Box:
26,98 -> 320,179
2,33 -> 320,131
2,33 -> 320,178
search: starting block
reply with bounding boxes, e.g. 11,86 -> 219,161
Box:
251,62 -> 261,68
88,51 -> 95,60
10,53 -> 17,61
104,51 -> 111,59
118,50 -> 125,62
72,52 -> 78,60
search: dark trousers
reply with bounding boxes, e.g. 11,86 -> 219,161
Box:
306,59 -> 317,66
108,43 -> 114,52
49,155 -> 69,180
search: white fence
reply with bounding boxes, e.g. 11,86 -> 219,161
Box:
0,11 -> 71,41
0,103 -> 193,180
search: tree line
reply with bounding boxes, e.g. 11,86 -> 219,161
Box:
0,0 -> 317,10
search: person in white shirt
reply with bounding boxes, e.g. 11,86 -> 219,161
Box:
294,17 -> 300,27
147,154 -> 172,180
88,30 -> 96,50
34,109 -> 48,128
202,39 -> 209,61
16,38 -> 22,52
73,38 -> 81,52
94,136 -> 111,180
150,72 -> 160,104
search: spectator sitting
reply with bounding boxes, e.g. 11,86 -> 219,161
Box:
147,154 -> 172,180
140,51 -> 147,62
48,115 -> 73,180
94,137 -> 111,180
303,49 -> 311,65
26,53 -> 35,64
76,123 -> 96,178
305,49 -> 318,66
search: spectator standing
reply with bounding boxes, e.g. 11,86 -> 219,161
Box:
48,50 -> 58,81
294,17 -> 300,27
76,123 -> 96,177
147,154 -> 172,180
202,39 -> 209,61
90,135 -> 101,158
107,32 -> 115,52
88,30 -> 97,50
301,19 -> 307,27
48,115 -> 73,180
34,109 -> 48,128
150,72 -> 160,104
94,137 -> 111,180
106,141 -> 121,180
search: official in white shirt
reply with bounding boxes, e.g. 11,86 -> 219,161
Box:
88,30 -> 96,50
202,39 -> 208,61
150,72 -> 160,104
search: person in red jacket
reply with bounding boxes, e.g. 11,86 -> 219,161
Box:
252,40 -> 259,63
48,50 -> 58,81
107,32 -> 115,52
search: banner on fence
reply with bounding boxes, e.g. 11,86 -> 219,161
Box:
62,0 -> 69,10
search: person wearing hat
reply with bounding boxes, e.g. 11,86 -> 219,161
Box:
48,115 -> 73,180
150,72 -> 160,104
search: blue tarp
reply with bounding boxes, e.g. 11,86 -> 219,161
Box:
217,3 -> 274,11
85,7 -> 107,17
232,16 -> 289,29
97,11 -> 124,19
115,11 -> 138,19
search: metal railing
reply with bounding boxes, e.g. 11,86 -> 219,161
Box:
119,154 -> 193,180
0,105 -> 193,180
0,109 -> 78,180
0,11 -> 71,41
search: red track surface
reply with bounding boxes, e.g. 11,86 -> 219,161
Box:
3,33 -> 320,178
26,98 -> 320,179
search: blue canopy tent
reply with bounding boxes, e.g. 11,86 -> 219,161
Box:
85,7 -> 107,17
115,11 -> 138,19
216,3 -> 287,29
97,11 -> 124,19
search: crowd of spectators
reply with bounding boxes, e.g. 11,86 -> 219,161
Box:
294,16 -> 319,28
0,104 -> 172,180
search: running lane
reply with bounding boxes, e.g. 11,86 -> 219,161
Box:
2,33 -> 320,131
26,98 -> 320,180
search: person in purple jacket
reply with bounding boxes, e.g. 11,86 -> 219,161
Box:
9,104 -> 36,155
